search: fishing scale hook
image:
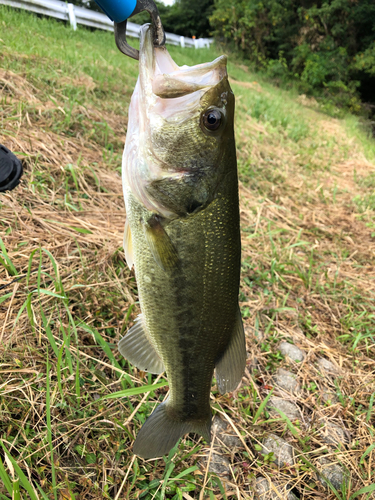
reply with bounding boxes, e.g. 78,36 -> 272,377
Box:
93,0 -> 165,60
115,0 -> 165,60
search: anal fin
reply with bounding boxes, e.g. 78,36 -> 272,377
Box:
118,314 -> 165,374
144,214 -> 179,271
215,306 -> 246,394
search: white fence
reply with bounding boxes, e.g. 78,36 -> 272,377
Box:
0,0 -> 213,48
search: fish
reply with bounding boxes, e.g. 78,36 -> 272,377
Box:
119,24 -> 246,459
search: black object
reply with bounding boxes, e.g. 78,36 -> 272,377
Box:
0,144 -> 23,192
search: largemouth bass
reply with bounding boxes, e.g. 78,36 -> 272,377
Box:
119,25 -> 246,459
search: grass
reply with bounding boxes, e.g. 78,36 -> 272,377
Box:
1,5 -> 375,499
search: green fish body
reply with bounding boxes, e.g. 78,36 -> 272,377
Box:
119,25 -> 246,459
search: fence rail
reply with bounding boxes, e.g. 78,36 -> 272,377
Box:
0,0 -> 213,48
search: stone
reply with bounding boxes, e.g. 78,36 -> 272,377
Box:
255,477 -> 298,500
274,368 -> 300,394
279,342 -> 305,362
321,388 -> 339,404
245,325 -> 264,342
211,415 -> 242,450
316,457 -> 346,489
200,451 -> 231,477
267,396 -> 300,421
319,421 -> 350,447
317,358 -> 339,375
248,355 -> 260,372
261,434 -> 295,467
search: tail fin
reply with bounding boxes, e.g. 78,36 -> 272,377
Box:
133,402 -> 211,459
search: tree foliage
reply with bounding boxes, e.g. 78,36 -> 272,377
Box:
77,0 -> 215,39
210,0 -> 375,112
165,0 -> 214,38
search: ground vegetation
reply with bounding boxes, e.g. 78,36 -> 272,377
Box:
0,7 -> 375,499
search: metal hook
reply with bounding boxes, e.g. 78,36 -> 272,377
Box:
114,0 -> 166,60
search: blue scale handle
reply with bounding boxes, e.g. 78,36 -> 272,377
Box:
95,0 -> 137,23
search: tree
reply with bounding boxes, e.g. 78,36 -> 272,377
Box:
210,0 -> 375,113
169,0 -> 215,38
136,0 -> 215,38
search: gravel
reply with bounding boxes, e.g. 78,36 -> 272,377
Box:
317,357 -> 340,375
319,421 -> 350,447
199,416 -> 243,477
278,341 -> 305,362
261,434 -> 295,467
273,368 -> 300,394
316,457 -> 346,489
255,477 -> 298,500
267,396 -> 300,420
211,415 -> 242,450
200,451 -> 231,477
321,388 -> 339,404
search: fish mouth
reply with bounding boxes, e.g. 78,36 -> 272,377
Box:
123,25 -> 233,218
139,24 -> 228,101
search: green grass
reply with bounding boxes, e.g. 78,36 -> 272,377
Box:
343,114 -> 375,162
1,5 -> 375,499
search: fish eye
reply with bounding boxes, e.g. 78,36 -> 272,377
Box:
201,108 -> 223,132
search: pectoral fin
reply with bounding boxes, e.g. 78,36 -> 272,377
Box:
215,306 -> 246,394
123,218 -> 134,270
118,314 -> 165,374
144,215 -> 179,271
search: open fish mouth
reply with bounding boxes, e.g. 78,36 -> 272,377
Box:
123,25 -> 234,217
138,24 -> 228,110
